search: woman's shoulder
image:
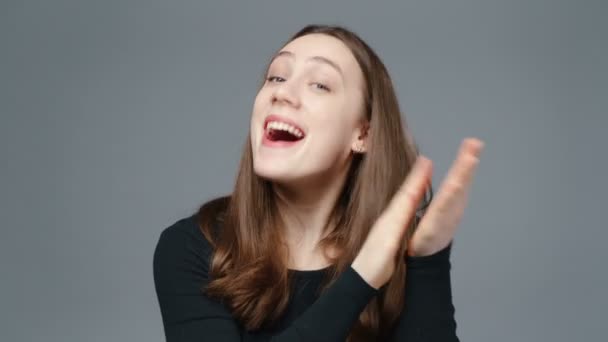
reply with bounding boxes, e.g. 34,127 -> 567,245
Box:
154,213 -> 212,268
159,212 -> 209,244
155,196 -> 230,262
153,211 -> 221,294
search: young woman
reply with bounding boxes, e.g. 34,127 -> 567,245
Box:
154,24 -> 484,341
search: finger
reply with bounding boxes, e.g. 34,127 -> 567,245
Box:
444,138 -> 483,191
463,137 -> 484,158
428,138 -> 483,215
429,176 -> 470,219
382,156 -> 433,232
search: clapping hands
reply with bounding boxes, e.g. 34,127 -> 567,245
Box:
352,138 -> 484,289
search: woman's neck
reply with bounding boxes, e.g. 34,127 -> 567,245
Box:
273,165 -> 350,261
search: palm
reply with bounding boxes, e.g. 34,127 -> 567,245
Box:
407,138 -> 484,257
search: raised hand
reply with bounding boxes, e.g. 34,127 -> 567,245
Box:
407,138 -> 484,257
351,138 -> 484,289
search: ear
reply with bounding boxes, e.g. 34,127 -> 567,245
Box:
351,120 -> 370,153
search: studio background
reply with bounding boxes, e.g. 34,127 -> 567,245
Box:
1,0 -> 606,341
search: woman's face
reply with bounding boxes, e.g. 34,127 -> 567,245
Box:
250,33 -> 367,187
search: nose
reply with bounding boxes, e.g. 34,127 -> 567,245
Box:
271,79 -> 301,108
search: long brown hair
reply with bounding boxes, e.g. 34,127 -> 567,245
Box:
197,24 -> 433,341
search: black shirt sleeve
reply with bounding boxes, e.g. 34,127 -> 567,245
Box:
387,241 -> 460,341
153,217 -> 378,342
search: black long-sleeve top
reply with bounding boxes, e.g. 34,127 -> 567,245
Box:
153,213 -> 459,341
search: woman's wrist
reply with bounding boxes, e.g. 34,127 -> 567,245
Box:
405,240 -> 452,268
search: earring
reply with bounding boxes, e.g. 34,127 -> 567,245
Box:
356,143 -> 365,153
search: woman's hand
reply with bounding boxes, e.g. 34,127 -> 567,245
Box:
407,138 -> 484,257
351,138 -> 484,289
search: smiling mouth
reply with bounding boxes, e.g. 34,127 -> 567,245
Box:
265,128 -> 303,142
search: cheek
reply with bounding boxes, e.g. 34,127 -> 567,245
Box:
301,130 -> 351,172
309,120 -> 353,156
250,92 -> 268,130
252,92 -> 266,117
310,100 -> 358,147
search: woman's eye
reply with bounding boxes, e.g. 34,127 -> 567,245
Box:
267,76 -> 285,83
266,75 -> 330,92
313,83 -> 331,92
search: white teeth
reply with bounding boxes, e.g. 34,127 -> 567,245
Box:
265,121 -> 304,138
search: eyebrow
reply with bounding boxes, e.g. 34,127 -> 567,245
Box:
270,50 -> 344,79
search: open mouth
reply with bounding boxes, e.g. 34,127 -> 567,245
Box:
263,118 -> 306,144
265,128 -> 304,142
262,115 -> 306,147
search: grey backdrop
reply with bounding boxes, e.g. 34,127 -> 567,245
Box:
1,0 -> 606,341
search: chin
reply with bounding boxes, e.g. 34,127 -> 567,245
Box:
252,162 -> 296,183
